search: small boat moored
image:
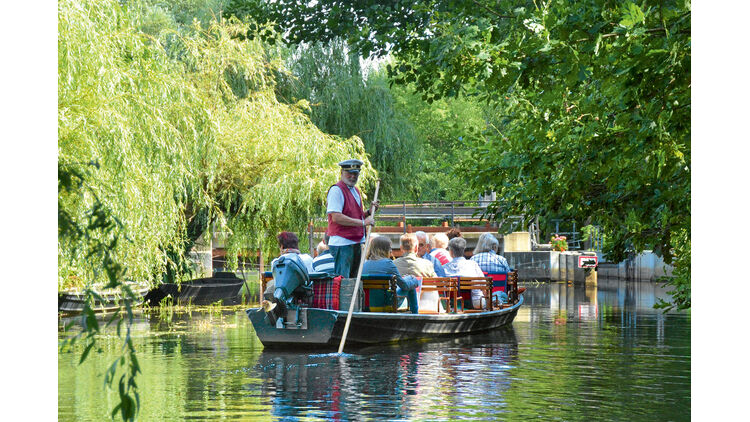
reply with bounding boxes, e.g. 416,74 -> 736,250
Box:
144,271 -> 246,306
58,282 -> 150,314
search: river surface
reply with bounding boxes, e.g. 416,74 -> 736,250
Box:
58,279 -> 690,421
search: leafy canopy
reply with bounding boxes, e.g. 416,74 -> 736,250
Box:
231,0 -> 691,309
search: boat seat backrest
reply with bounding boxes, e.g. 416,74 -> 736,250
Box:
421,277 -> 459,313
457,276 -> 493,311
483,271 -> 508,293
361,274 -> 399,312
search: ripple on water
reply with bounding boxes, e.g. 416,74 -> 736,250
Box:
59,285 -> 690,421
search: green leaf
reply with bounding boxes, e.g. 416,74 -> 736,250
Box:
111,404 -> 122,419
620,2 -> 645,28
79,341 -> 95,364
83,307 -> 99,332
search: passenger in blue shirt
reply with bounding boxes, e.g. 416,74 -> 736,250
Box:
470,233 -> 511,273
470,232 -> 511,305
362,235 -> 419,313
415,231 -> 447,276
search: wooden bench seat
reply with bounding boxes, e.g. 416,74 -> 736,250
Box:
262,271 -> 501,313
361,274 -> 399,312
420,277 -> 459,313
457,276 -> 493,311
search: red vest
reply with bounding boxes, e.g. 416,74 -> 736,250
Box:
327,181 -> 365,242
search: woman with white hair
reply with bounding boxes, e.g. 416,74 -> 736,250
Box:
470,233 -> 512,306
428,232 -> 452,265
471,233 -> 511,274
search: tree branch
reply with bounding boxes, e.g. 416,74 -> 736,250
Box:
576,27 -> 690,42
470,0 -> 514,19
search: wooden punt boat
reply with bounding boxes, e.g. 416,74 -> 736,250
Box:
247,271 -> 524,349
58,282 -> 150,314
144,272 -> 245,306
247,296 -> 523,349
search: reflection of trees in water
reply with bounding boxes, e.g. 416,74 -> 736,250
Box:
255,328 -> 519,420
521,279 -> 677,327
140,311 -> 266,416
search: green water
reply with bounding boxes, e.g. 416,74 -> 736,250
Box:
58,279 -> 690,421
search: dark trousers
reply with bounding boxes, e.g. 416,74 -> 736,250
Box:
329,243 -> 363,278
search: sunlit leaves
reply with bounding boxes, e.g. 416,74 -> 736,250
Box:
274,39 -> 414,200
619,2 -> 646,29
59,0 -> 373,284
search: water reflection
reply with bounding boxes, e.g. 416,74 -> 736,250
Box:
254,328 -> 519,421
59,279 -> 690,421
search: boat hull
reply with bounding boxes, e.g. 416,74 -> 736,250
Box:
145,272 -> 245,306
58,287 -> 149,314
248,295 -> 523,349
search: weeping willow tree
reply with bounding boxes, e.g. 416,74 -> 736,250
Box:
274,38 -> 419,200
59,1 -> 372,418
59,0 -> 373,291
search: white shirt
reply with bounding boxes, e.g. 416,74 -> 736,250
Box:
443,257 -> 486,308
326,184 -> 365,246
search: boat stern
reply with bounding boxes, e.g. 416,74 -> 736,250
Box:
246,307 -> 340,348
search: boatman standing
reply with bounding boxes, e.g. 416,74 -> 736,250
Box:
326,159 -> 378,278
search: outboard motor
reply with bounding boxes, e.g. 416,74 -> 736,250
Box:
267,254 -> 312,322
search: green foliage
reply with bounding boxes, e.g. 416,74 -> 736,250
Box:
389,82 -> 485,201
272,36 -> 491,202
59,0 -> 372,288
274,38 -> 419,200
655,228 -> 690,312
58,164 -> 141,421
59,0 -> 215,288
239,0 -> 691,309
59,0 -> 373,419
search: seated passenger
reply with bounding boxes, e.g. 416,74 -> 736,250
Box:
446,227 -> 462,240
312,234 -> 335,275
264,231 -> 314,299
471,232 -> 511,304
393,233 -> 444,312
443,237 -> 486,309
471,232 -> 511,273
427,232 -> 452,265
362,236 -> 420,313
415,231 -> 446,277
